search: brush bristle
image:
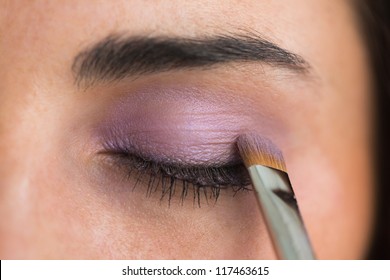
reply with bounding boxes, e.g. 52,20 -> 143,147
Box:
236,133 -> 287,172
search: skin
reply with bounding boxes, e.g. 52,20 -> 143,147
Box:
0,0 -> 374,259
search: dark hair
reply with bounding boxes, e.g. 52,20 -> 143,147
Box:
356,0 -> 390,259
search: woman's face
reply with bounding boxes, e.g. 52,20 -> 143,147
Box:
0,0 -> 374,259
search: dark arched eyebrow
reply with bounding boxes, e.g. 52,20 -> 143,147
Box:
72,33 -> 311,87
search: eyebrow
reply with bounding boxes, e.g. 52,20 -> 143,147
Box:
72,33 -> 311,87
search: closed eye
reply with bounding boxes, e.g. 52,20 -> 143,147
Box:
100,148 -> 252,206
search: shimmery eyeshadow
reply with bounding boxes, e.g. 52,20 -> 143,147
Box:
95,84 -> 283,166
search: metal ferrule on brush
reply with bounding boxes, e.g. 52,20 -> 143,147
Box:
247,164 -> 315,260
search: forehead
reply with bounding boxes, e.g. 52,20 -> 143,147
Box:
1,0 -> 358,45
0,0 -> 368,94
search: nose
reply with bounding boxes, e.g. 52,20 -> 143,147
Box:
0,93 -> 51,258
0,173 -> 36,258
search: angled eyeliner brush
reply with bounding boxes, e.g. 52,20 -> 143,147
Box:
237,134 -> 315,260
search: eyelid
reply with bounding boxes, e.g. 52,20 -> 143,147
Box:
100,129 -> 242,167
93,83 -> 279,165
98,147 -> 251,205
101,149 -> 250,187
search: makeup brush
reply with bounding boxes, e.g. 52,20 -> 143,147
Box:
237,134 -> 315,260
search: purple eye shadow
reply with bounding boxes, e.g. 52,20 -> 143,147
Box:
94,85 -> 281,166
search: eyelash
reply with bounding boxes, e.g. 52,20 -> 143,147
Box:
102,147 -> 251,206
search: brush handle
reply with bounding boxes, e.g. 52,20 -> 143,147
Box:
248,165 -> 315,260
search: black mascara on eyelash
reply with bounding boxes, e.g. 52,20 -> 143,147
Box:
100,140 -> 251,206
